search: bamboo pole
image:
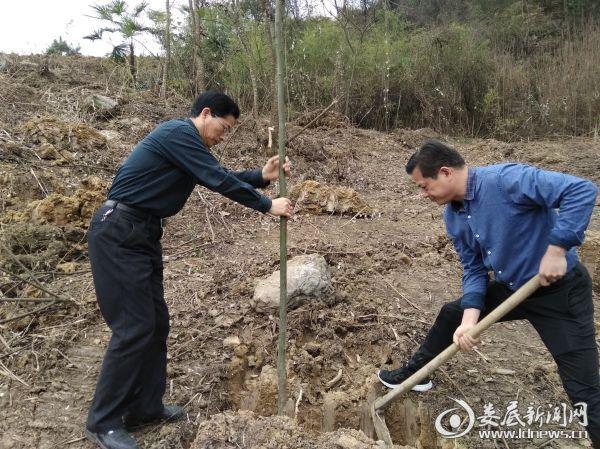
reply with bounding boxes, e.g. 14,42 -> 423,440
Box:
274,0 -> 288,416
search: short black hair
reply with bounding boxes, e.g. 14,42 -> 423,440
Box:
405,140 -> 465,178
190,90 -> 240,119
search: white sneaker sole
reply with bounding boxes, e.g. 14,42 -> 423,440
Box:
377,370 -> 433,391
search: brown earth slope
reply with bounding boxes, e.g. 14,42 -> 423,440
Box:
0,54 -> 598,449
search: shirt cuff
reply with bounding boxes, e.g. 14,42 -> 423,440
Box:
460,292 -> 485,311
257,196 -> 272,214
548,229 -> 578,250
251,168 -> 270,188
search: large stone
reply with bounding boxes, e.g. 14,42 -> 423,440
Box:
83,94 -> 119,118
252,254 -> 333,313
581,230 -> 599,293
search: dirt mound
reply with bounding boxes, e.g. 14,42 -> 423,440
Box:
192,409 -> 410,449
0,222 -> 85,274
288,134 -> 330,162
2,175 -> 108,227
18,116 -> 108,161
289,180 -> 374,216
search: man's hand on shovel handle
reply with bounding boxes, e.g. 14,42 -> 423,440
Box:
539,245 -> 567,287
453,308 -> 481,352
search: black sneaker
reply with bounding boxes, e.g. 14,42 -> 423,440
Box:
377,365 -> 433,391
85,428 -> 139,449
123,404 -> 185,429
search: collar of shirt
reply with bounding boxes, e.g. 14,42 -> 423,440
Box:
451,167 -> 476,212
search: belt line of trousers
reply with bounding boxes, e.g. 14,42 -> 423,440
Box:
86,205 -> 168,432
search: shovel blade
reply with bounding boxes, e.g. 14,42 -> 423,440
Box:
371,403 -> 394,447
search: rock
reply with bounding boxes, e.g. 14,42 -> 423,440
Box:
98,129 -> 122,142
492,368 -> 515,375
0,54 -> 9,72
336,434 -> 368,449
581,230 -> 599,293
57,262 -> 77,274
252,254 -> 333,313
223,335 -> 241,347
37,142 -> 60,160
83,94 -> 119,118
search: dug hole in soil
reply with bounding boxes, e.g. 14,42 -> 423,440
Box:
0,54 -> 599,449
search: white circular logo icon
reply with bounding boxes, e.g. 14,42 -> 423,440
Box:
434,398 -> 475,438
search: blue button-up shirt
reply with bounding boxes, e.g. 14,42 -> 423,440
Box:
444,163 -> 597,311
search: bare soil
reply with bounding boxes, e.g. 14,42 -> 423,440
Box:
0,54 -> 599,449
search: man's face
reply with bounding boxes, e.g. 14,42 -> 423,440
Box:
203,113 -> 236,148
411,166 -> 455,205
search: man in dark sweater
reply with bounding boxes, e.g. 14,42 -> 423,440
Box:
85,91 -> 292,449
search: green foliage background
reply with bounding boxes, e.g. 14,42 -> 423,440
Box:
86,0 -> 600,138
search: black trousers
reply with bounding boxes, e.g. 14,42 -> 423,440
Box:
86,204 -> 168,432
417,263 -> 600,447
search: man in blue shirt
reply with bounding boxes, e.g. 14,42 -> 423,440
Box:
378,140 -> 599,446
85,91 -> 293,449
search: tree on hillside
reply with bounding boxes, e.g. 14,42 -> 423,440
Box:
161,0 -> 172,99
85,0 -> 151,85
229,0 -> 262,120
188,0 -> 207,95
46,37 -> 81,56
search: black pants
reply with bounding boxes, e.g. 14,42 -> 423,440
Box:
86,205 -> 168,432
417,263 -> 599,447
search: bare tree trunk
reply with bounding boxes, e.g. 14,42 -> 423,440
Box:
231,3 -> 259,120
333,50 -> 345,114
129,40 -> 137,86
189,0 -> 206,95
249,58 -> 259,120
160,0 -> 171,99
260,0 -> 278,123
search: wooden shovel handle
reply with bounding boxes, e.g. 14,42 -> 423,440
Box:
373,275 -> 541,411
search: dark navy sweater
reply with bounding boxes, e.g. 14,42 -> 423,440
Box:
108,119 -> 272,218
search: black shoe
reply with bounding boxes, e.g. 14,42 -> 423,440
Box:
123,404 -> 186,429
378,364 -> 433,391
85,428 -> 139,449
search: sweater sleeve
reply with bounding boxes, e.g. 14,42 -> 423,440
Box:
231,168 -> 271,189
159,125 -> 272,213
